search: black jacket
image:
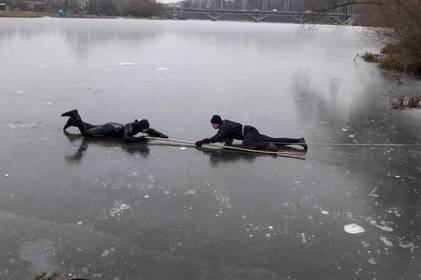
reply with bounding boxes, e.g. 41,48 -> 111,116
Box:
209,119 -> 244,143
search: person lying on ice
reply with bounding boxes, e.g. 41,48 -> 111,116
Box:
61,109 -> 168,142
195,115 -> 307,151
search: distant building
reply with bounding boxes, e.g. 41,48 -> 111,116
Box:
0,3 -> 9,10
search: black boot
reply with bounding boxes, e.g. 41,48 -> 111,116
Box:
63,118 -> 76,131
61,109 -> 79,118
62,110 -> 87,135
299,137 -> 308,152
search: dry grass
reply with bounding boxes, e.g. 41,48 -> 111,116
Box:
367,0 -> 421,74
361,44 -> 421,74
379,44 -> 421,74
0,10 -> 53,17
390,96 -> 421,109
361,52 -> 382,63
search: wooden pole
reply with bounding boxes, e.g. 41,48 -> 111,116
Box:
145,136 -> 306,159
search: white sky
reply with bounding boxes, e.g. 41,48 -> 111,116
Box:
158,0 -> 181,3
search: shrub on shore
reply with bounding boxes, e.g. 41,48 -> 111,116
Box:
362,44 -> 421,75
390,96 -> 421,109
361,52 -> 382,63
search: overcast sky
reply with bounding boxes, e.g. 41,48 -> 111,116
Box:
157,0 -> 180,3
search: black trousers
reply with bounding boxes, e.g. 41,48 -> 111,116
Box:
77,122 -> 123,137
242,126 -> 301,149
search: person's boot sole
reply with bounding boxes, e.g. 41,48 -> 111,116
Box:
61,109 -> 78,117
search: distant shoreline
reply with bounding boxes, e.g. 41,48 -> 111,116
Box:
0,10 -> 127,18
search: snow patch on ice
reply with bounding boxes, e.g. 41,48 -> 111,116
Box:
370,220 -> 393,232
380,236 -> 393,247
186,189 -> 196,195
344,224 -> 365,234
109,202 -> 131,217
101,247 -> 115,257
0,123 -> 35,129
397,238 -> 416,253
119,62 -> 136,66
300,232 -> 307,243
214,187 -> 232,216
368,257 -> 376,264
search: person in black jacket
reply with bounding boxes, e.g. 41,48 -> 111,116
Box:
195,115 -> 307,151
61,109 -> 168,142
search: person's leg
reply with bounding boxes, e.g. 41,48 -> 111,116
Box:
61,110 -> 87,135
82,123 -> 115,137
64,119 -> 97,131
83,122 -> 96,129
242,126 -> 271,150
258,134 -> 301,144
61,109 -> 104,136
259,134 -> 307,151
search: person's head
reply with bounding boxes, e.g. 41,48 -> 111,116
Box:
210,115 -> 223,129
133,119 -> 150,133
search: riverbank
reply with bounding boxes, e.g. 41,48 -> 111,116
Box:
0,10 -> 53,18
362,43 -> 421,75
0,10 -> 166,19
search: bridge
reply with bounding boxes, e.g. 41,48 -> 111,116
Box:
166,7 -> 354,24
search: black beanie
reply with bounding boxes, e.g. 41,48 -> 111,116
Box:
133,119 -> 150,133
210,115 -> 223,125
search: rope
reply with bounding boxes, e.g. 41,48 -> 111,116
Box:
145,136 -> 306,160
295,143 -> 421,146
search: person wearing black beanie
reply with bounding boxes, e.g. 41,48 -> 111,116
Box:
210,115 -> 223,125
195,115 -> 307,151
61,109 -> 168,143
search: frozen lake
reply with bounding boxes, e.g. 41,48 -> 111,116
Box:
0,18 -> 420,279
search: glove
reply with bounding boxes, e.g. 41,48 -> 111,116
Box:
195,138 -> 210,147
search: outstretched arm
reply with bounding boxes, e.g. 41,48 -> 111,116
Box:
209,126 -> 229,143
196,127 -> 230,147
142,128 -> 169,139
